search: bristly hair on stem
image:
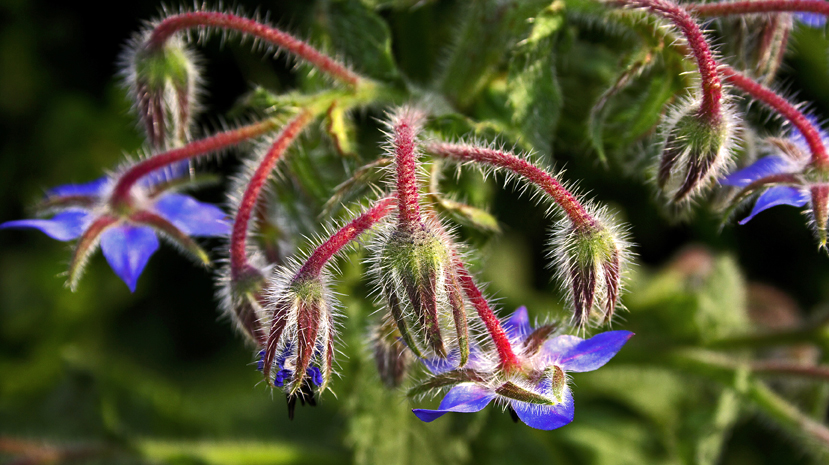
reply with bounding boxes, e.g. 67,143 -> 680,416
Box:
141,8 -> 364,88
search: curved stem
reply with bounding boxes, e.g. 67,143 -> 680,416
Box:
453,259 -> 520,373
230,112 -> 312,281
147,11 -> 362,88
296,197 -> 396,279
721,66 -> 829,169
611,0 -> 722,121
111,119 -> 280,206
425,142 -> 595,230
689,0 -> 829,17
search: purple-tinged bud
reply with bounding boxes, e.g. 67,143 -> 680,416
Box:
657,99 -> 739,205
121,34 -> 201,148
261,269 -> 337,405
372,317 -> 413,388
370,218 -> 470,363
551,214 -> 630,328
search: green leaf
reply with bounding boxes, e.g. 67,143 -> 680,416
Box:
318,0 -> 401,83
440,0 -> 551,108
507,3 -> 564,156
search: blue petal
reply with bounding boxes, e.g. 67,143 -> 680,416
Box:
0,210 -> 91,241
511,385 -> 575,430
739,186 -> 810,225
139,161 -> 191,188
721,157 -> 790,188
503,306 -> 532,341
153,193 -> 230,236
796,12 -> 826,28
47,177 -> 109,198
412,384 -> 495,423
543,330 -> 634,373
100,225 -> 160,292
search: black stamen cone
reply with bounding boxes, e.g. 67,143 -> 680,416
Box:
286,378 -> 318,420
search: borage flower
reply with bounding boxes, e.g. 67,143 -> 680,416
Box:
0,162 -> 229,291
411,307 -> 633,430
721,118 -> 829,244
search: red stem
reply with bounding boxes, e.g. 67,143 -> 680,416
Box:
393,112 -> 423,229
688,0 -> 829,17
296,197 -> 396,279
614,0 -> 722,121
425,142 -> 594,230
230,112 -> 312,280
721,66 -> 829,169
112,119 -> 279,205
147,11 -> 361,88
453,259 -> 521,373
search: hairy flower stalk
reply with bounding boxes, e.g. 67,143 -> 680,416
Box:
217,112 -> 312,346
144,11 -> 363,88
261,197 -> 395,415
721,66 -> 829,170
687,0 -> 829,18
425,142 -> 628,326
111,118 -> 280,208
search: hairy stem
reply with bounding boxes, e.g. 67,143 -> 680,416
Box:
296,197 -> 396,279
425,142 -> 595,230
111,119 -> 279,206
611,0 -> 722,121
689,0 -> 829,17
147,11 -> 362,88
721,65 -> 829,169
393,110 -> 425,230
230,112 -> 312,280
453,258 -> 520,373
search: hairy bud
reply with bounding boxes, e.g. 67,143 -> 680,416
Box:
552,215 -> 630,328
261,270 -> 338,414
218,261 -> 269,347
122,35 -> 200,148
370,219 -> 470,363
657,100 -> 738,205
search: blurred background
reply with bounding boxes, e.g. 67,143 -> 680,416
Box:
2,0 -> 829,463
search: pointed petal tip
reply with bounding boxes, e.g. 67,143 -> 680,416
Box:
100,225 -> 160,292
412,409 -> 446,423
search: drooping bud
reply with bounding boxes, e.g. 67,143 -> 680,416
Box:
122,34 -> 200,148
551,215 -> 629,328
372,316 -> 413,388
370,218 -> 470,363
657,100 -> 738,205
262,269 -> 337,409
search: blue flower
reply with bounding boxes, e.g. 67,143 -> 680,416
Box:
721,120 -> 825,224
411,307 -> 633,430
796,12 -> 826,29
0,163 -> 229,291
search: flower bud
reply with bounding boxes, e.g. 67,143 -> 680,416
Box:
261,270 -> 337,406
657,101 -> 738,204
372,316 -> 413,388
552,217 -> 629,328
122,35 -> 200,148
371,219 -> 470,363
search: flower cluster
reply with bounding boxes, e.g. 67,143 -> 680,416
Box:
7,0 -> 829,437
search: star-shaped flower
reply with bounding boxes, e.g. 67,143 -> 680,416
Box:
720,119 -> 827,229
411,307 -> 633,430
1,163 -> 229,291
